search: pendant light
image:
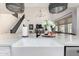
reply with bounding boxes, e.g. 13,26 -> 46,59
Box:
49,3 -> 68,14
6,3 -> 24,13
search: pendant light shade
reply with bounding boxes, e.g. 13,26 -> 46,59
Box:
6,3 -> 24,13
49,3 -> 68,14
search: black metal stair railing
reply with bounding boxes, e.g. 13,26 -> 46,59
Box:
10,14 -> 25,33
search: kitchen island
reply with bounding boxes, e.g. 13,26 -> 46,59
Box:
0,33 -> 78,56
12,34 -> 64,56
0,33 -> 22,56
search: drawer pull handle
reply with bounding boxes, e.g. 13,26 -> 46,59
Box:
77,50 -> 79,53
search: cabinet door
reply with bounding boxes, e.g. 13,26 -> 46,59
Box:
66,46 -> 79,56
12,47 -> 64,56
0,47 -> 10,56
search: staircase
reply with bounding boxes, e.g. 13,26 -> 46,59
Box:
10,14 -> 25,33
5,3 -> 25,33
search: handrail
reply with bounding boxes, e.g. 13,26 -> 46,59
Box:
10,14 -> 25,33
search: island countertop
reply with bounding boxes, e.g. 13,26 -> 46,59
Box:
0,33 -> 79,47
0,33 -> 22,46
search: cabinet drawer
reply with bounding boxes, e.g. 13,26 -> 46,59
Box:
0,47 -> 10,56
66,46 -> 79,56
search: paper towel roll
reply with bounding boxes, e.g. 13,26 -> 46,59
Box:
22,26 -> 28,36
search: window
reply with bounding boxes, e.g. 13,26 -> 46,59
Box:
59,25 -> 65,32
55,15 -> 72,33
55,26 -> 58,31
68,23 -> 72,33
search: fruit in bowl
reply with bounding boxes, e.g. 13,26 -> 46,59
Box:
48,32 -> 53,36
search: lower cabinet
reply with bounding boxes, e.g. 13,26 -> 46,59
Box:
1,46 -> 79,56
2,46 -> 79,56
0,47 -> 11,56
12,47 -> 64,56
64,46 -> 79,56
0,46 -> 64,56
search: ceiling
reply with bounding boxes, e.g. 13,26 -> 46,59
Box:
0,3 -> 79,14
25,3 -> 49,7
0,3 -> 79,21
68,3 -> 79,8
49,3 -> 79,21
24,3 -> 79,8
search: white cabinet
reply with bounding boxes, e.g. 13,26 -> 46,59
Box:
12,47 -> 64,56
0,47 -> 10,56
11,37 -> 64,56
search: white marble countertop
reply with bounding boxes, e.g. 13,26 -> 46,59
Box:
12,37 -> 64,47
0,33 -> 79,47
11,34 -> 65,47
65,35 -> 79,46
0,33 -> 22,46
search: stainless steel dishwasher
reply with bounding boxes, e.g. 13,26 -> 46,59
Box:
64,46 -> 79,56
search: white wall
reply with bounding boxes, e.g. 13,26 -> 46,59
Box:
0,3 -> 19,34
77,7 -> 79,35
71,7 -> 79,35
0,3 -> 14,14
0,3 -> 62,34
0,14 -> 17,34
17,6 -> 50,33
24,5 -> 50,29
0,3 -> 25,34
72,8 -> 77,34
